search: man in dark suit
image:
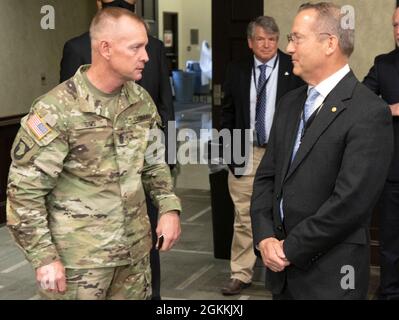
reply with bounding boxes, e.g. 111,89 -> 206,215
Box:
363,7 -> 399,300
250,2 -> 393,300
219,16 -> 303,296
59,0 -> 174,300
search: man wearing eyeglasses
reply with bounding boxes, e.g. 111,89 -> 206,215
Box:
363,7 -> 399,300
219,16 -> 303,296
251,2 -> 393,299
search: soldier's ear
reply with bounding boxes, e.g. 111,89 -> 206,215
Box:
98,40 -> 112,60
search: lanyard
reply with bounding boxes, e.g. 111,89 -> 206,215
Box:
253,55 -> 279,101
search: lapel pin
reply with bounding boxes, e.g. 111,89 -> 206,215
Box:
331,107 -> 337,112
284,71 -> 290,76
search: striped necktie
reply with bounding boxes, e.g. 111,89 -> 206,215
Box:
255,64 -> 267,146
291,87 -> 320,162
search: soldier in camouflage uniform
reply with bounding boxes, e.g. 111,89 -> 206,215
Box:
6,8 -> 181,300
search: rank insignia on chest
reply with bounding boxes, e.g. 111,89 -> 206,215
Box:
27,113 -> 52,140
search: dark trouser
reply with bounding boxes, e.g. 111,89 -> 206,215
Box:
272,284 -> 294,300
377,182 -> 399,300
146,195 -> 161,300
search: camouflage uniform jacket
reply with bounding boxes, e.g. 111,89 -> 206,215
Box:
7,65 -> 181,269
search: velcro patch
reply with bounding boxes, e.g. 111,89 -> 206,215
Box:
27,113 -> 52,140
11,130 -> 39,165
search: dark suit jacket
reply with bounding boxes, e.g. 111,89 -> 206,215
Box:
60,32 -> 174,128
251,71 -> 393,299
220,50 -> 304,176
60,32 -> 91,83
363,48 -> 399,181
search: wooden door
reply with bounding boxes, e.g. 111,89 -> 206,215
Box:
136,0 -> 159,37
163,12 -> 179,72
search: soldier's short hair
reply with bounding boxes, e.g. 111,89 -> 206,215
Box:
247,16 -> 280,39
298,2 -> 354,57
90,7 -> 145,42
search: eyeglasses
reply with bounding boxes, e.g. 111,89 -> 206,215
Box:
287,33 -> 303,45
287,32 -> 332,45
318,32 -> 332,38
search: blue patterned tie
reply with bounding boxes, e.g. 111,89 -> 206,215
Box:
255,64 -> 267,146
291,87 -> 320,162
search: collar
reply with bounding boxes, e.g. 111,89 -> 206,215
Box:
254,53 -> 278,69
311,64 -> 350,98
72,65 -> 142,117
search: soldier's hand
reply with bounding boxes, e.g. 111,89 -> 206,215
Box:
156,211 -> 181,251
36,260 -> 66,294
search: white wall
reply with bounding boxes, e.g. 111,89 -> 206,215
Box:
0,0 -> 96,118
181,0 -> 212,66
158,0 -> 212,70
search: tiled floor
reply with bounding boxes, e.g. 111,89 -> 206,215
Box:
160,188 -> 271,300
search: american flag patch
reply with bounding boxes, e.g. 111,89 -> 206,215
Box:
27,113 -> 51,140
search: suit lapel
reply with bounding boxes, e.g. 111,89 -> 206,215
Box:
276,50 -> 292,102
285,99 -> 346,181
242,59 -> 253,129
245,51 -> 291,127
279,87 -> 307,187
283,71 -> 357,182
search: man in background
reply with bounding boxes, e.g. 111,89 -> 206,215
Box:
363,6 -> 399,300
60,0 -> 175,300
